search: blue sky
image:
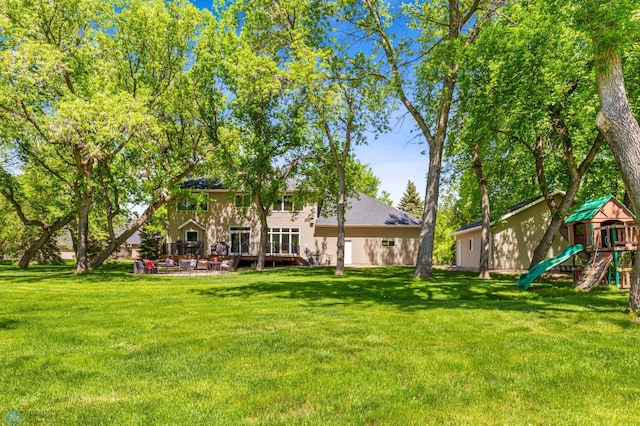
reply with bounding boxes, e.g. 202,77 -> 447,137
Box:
190,0 -> 429,205
355,122 -> 428,205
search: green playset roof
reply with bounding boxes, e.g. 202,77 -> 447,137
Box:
565,195 -> 623,223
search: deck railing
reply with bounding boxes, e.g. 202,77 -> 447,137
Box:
163,241 -> 301,257
590,224 -> 638,251
163,241 -> 205,256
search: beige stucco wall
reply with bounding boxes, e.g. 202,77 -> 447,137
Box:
166,191 -> 316,255
454,228 -> 482,269
454,194 -> 570,270
491,200 -> 566,270
313,226 -> 420,265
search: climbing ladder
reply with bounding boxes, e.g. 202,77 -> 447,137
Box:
575,252 -> 614,292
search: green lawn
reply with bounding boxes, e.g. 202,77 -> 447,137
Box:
2,263 -> 640,425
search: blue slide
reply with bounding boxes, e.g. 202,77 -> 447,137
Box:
517,244 -> 584,290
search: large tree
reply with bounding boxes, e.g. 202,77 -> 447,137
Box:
0,0 -> 212,272
452,0 -> 612,272
305,11 -> 390,275
359,0 -> 507,279
581,0 -> 640,311
197,0 -> 317,270
88,0 -> 212,269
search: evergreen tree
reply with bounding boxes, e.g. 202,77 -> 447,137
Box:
397,181 -> 425,219
138,225 -> 163,260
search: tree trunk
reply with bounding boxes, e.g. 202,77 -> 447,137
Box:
89,195 -> 175,269
414,140 -> 444,278
529,110 -> 604,268
17,214 -> 74,269
0,187 -> 75,269
75,191 -> 91,274
472,143 -> 491,279
593,45 -> 640,311
530,193 -> 574,268
335,168 -> 346,276
254,194 -> 269,271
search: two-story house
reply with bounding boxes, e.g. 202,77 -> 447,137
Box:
166,179 -> 422,266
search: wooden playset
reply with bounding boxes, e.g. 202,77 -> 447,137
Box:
565,195 -> 638,291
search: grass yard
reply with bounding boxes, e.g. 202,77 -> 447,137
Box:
2,263 -> 640,425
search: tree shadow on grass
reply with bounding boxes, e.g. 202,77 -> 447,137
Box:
0,262 -> 166,284
192,267 -> 630,316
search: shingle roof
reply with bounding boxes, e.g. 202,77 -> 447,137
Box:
455,220 -> 482,233
316,193 -> 422,226
181,178 -> 299,191
181,178 -> 225,190
454,195 -> 546,233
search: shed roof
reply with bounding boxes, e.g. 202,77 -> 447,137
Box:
452,194 -> 550,235
565,195 -> 616,223
317,193 -> 421,226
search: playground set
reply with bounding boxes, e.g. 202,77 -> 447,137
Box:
518,195 -> 638,291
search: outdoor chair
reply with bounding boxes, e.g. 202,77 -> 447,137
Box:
219,259 -> 231,273
178,259 -> 192,273
196,260 -> 208,271
142,259 -> 157,274
162,258 -> 179,273
133,260 -> 145,274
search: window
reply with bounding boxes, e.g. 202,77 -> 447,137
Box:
234,194 -> 251,208
185,230 -> 199,242
273,195 -> 302,212
469,238 -> 474,251
230,227 -> 251,255
268,228 -> 300,254
575,223 -> 586,236
177,195 -> 208,211
381,239 -> 395,247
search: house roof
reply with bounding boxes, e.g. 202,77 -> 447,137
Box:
452,193 -> 559,236
181,178 -> 298,191
316,193 -> 422,226
178,218 -> 206,230
181,178 -> 225,190
126,230 -> 141,245
455,220 -> 482,233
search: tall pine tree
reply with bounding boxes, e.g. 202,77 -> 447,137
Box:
397,181 -> 425,219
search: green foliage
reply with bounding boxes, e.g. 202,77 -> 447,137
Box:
138,226 -> 163,260
433,190 -> 459,266
196,0 -> 316,208
449,0 -> 622,222
0,0 -> 211,270
397,180 -> 424,219
0,197 -> 22,258
34,237 -> 64,265
138,207 -> 167,260
377,190 -> 393,206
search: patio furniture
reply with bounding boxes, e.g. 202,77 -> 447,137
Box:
219,259 -> 231,273
178,259 -> 193,273
161,258 -> 179,273
142,259 -> 157,274
196,260 -> 209,271
133,260 -> 145,274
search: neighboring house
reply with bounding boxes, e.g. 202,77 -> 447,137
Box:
165,179 -> 421,266
117,229 -> 141,259
452,194 -> 567,270
57,228 -> 142,260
